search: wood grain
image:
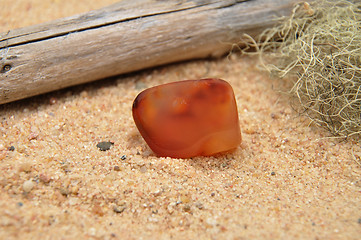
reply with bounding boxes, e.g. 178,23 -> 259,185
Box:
0,0 -> 302,104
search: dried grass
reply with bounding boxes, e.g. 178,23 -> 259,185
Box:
244,0 -> 361,139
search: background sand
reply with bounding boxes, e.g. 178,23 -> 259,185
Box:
1,1 -> 360,239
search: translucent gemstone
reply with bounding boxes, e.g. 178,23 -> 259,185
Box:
132,78 -> 242,158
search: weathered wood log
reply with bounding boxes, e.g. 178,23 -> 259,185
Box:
0,0 -> 302,104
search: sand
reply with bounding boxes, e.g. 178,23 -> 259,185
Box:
1,1 -> 360,239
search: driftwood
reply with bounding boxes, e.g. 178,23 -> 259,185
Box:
0,0 -> 302,104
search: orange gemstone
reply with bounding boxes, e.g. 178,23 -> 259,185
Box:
132,79 -> 242,158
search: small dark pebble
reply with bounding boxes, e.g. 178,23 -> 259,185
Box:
358,218 -> 361,224
17,202 -> 23,207
8,146 -> 15,151
111,233 -> 116,238
113,205 -> 126,214
271,171 -> 276,176
121,155 -> 127,160
183,204 -> 191,212
114,166 -> 120,171
195,202 -> 204,209
59,188 -> 70,196
96,141 -> 114,151
312,222 -> 316,226
211,192 -> 215,197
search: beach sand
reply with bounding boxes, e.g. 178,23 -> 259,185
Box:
1,1 -> 360,239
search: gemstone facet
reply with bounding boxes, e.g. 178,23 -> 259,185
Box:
132,78 -> 241,158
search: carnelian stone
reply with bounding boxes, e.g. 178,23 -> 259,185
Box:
132,78 -> 242,158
